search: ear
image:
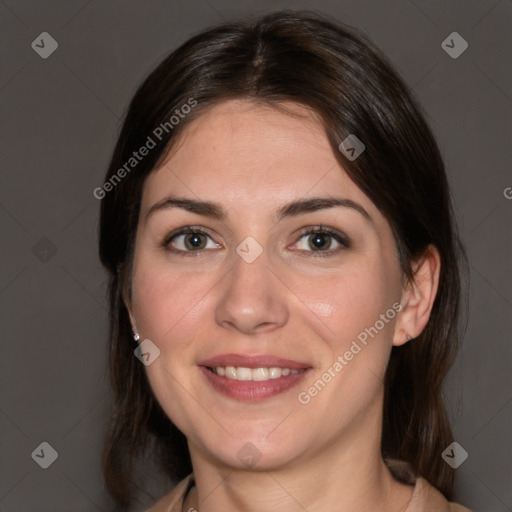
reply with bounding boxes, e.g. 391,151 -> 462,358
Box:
120,265 -> 137,333
393,244 -> 441,347
124,292 -> 137,332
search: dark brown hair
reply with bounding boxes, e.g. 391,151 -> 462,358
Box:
99,10 -> 467,509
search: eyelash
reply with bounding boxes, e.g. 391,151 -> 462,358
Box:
161,225 -> 350,258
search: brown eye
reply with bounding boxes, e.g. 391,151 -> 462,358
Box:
293,226 -> 350,256
164,228 -> 220,254
305,232 -> 336,251
182,232 -> 207,250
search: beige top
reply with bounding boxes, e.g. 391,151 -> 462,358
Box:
147,460 -> 472,512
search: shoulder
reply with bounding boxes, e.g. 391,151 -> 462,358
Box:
385,459 -> 472,512
411,476 -> 472,512
146,474 -> 194,512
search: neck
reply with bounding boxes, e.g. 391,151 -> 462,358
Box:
185,408 -> 414,512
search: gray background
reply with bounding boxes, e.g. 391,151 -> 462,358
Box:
0,1 -> 511,511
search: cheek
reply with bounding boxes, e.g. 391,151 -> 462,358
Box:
297,264 -> 399,353
131,254 -> 213,345
295,271 -> 398,422
130,257 -> 214,434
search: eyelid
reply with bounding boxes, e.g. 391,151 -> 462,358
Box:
290,225 -> 351,256
163,225 -> 215,244
163,225 -> 221,257
295,225 -> 349,244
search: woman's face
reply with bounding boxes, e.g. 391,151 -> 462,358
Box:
129,99 -> 406,470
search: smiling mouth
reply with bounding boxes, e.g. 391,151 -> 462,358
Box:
200,364 -> 311,401
198,353 -> 312,401
206,366 -> 307,381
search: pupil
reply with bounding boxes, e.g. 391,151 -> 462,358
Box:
310,234 -> 328,250
187,234 -> 203,249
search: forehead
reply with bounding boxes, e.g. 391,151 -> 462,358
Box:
140,99 -> 380,222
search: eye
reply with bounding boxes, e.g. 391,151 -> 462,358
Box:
163,227 -> 221,255
292,226 -> 350,256
162,225 -> 349,257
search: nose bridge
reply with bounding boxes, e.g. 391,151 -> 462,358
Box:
215,241 -> 288,333
230,243 -> 270,294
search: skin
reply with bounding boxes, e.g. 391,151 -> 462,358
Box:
126,99 -> 440,512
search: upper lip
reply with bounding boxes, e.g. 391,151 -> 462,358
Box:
199,353 -> 311,370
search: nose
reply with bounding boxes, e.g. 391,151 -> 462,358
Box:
215,247 -> 289,335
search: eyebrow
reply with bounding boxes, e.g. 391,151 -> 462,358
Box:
145,195 -> 373,225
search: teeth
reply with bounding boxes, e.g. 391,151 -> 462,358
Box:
252,367 -> 269,381
212,366 -> 302,381
225,366 -> 237,379
269,367 -> 281,379
236,367 -> 252,381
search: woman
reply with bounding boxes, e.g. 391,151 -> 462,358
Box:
99,10 -> 470,512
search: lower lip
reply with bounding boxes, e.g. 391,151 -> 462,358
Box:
199,366 -> 311,401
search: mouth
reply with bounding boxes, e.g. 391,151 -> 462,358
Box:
198,354 -> 312,401
206,365 -> 305,380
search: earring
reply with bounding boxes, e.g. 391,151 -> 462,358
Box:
132,328 -> 140,341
